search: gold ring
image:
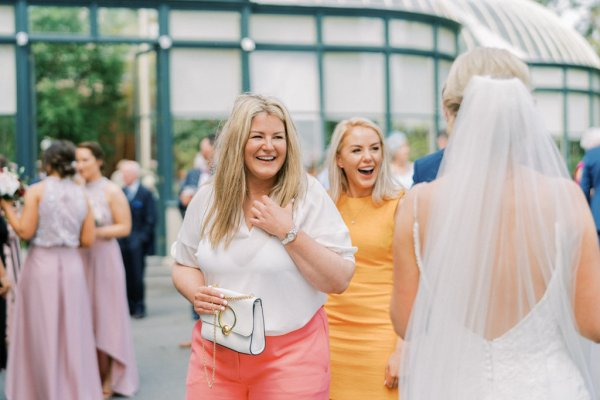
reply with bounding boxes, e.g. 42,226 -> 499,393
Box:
217,306 -> 237,336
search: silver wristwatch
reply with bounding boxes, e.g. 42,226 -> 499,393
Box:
281,225 -> 298,245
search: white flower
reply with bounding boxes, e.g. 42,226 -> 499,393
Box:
0,168 -> 22,198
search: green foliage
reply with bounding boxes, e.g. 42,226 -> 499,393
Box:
0,116 -> 16,161
553,137 -> 584,177
173,119 -> 222,174
30,7 -> 130,167
29,6 -> 89,34
535,1 -> 600,54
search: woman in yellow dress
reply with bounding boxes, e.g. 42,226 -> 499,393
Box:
325,117 -> 404,399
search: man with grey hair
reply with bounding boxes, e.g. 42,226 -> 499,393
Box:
118,160 -> 157,319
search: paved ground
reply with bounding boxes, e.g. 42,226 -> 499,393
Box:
0,256 -> 193,400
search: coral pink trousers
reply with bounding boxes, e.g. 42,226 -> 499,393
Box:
186,307 -> 330,399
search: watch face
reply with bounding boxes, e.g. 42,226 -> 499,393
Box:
282,227 -> 297,244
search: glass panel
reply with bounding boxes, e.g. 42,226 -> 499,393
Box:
534,91 -> 563,138
567,94 -> 589,139
593,96 -> 600,126
567,69 -> 589,90
593,72 -> 600,92
438,27 -> 456,54
250,14 -> 315,44
293,115 -> 324,170
170,10 -> 240,41
390,20 -> 432,50
98,8 -> 158,38
324,52 -> 385,117
29,6 -> 89,35
170,49 -> 241,116
0,45 -> 16,114
322,17 -> 384,46
391,55 -> 434,119
251,51 -> 321,168
437,59 -> 452,117
531,67 -> 562,88
458,33 -> 470,53
0,6 -> 15,35
250,51 -> 318,113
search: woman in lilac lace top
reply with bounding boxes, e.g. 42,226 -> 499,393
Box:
0,140 -> 102,400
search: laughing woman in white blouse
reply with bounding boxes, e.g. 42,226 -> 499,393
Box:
172,93 -> 356,400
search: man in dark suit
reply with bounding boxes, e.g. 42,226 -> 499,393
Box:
178,134 -> 216,217
412,148 -> 445,185
118,160 -> 156,318
581,141 -> 600,242
412,129 -> 448,184
412,48 -> 531,185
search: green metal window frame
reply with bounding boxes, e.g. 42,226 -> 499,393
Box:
530,62 -> 600,161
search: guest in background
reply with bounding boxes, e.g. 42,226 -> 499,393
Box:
436,129 -> 449,150
118,160 -> 157,319
574,161 -> 584,185
386,131 -> 413,189
178,134 -> 217,347
0,216 -> 11,371
178,134 -> 216,217
580,127 -> 600,243
77,142 -> 139,398
0,156 -> 23,361
325,117 -> 404,399
1,140 -> 102,399
0,155 -> 13,370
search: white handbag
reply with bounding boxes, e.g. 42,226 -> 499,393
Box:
199,288 -> 266,387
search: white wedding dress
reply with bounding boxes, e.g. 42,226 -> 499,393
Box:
412,215 -> 591,400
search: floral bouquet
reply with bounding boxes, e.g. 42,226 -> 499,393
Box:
0,166 -> 26,201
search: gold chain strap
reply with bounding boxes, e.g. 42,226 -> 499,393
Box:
200,294 -> 255,388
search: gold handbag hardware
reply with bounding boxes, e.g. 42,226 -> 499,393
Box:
200,293 -> 257,388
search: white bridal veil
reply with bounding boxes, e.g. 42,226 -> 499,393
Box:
401,76 -> 599,399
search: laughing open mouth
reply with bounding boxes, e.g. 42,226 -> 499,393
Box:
358,167 -> 374,176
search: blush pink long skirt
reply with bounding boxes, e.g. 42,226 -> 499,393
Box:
80,238 -> 139,396
5,246 -> 103,400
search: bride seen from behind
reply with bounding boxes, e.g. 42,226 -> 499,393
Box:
391,74 -> 600,398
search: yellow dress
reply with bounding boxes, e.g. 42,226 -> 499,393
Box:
326,194 -> 401,400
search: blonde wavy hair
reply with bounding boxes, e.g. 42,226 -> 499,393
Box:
327,117 -> 402,205
202,93 -> 306,248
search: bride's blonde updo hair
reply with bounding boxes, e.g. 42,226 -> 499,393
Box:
442,47 -> 530,133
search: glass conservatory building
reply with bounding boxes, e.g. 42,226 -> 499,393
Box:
0,0 -> 598,251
